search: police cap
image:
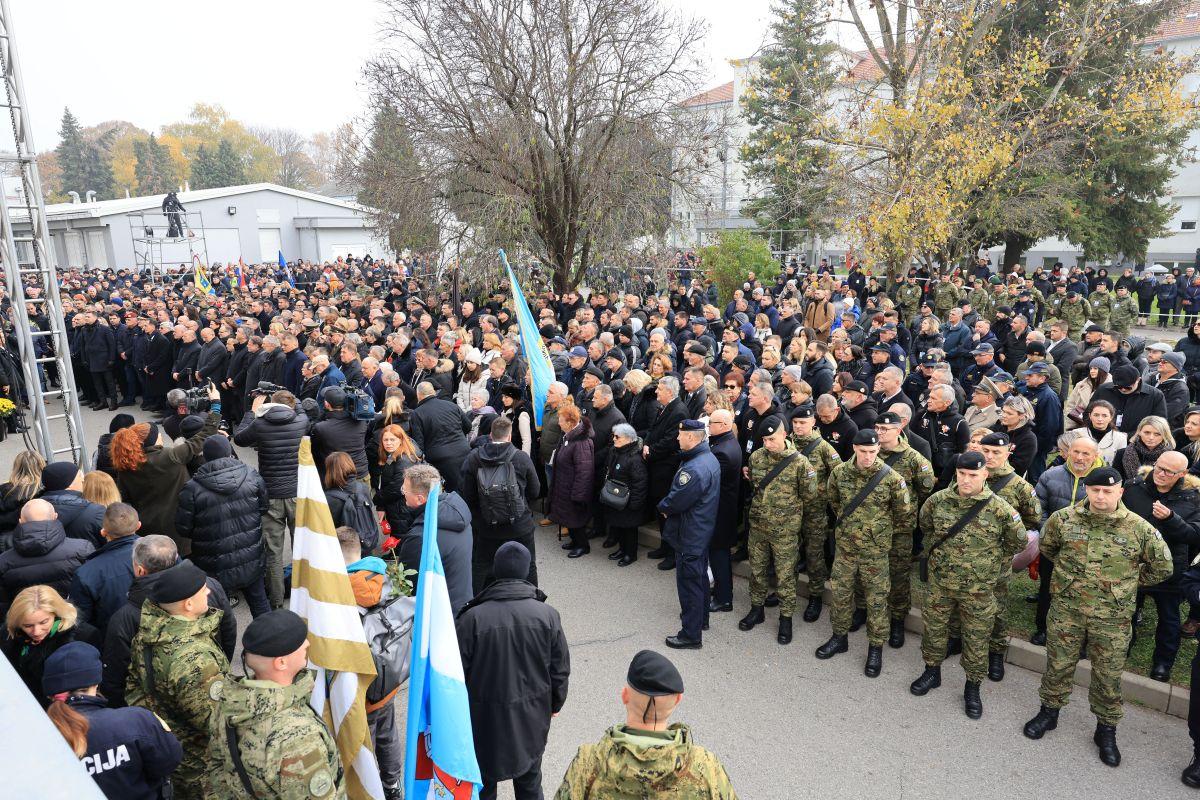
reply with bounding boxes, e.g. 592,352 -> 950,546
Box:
679,419 -> 705,432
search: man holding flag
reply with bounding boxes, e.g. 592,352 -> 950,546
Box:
501,249 -> 555,428
193,255 -> 216,296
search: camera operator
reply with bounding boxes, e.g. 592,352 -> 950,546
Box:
160,389 -> 190,441
312,386 -> 370,483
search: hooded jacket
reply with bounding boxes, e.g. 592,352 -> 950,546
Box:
233,402 -> 310,498
40,489 -> 105,547
458,440 -> 541,539
0,519 -> 94,607
176,457 -> 268,591
398,491 -> 474,613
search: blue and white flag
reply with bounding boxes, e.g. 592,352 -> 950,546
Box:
403,484 -> 481,800
279,250 -> 296,287
500,249 -> 555,427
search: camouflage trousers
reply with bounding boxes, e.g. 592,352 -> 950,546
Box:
174,748 -> 210,800
748,523 -> 798,615
802,517 -> 829,594
856,530 -> 912,620
948,568 -> 1011,652
921,581 -> 998,683
831,548 -> 890,645
1039,601 -> 1132,726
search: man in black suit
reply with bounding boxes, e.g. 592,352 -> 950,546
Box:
1045,320 -> 1079,402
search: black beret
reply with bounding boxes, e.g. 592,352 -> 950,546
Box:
790,403 -> 815,420
760,415 -> 785,437
1083,467 -> 1122,487
627,649 -> 684,696
242,609 -> 309,658
875,411 -> 902,426
956,451 -> 986,470
149,561 -> 207,604
679,419 -> 705,432
853,429 -> 879,446
980,432 -> 1011,447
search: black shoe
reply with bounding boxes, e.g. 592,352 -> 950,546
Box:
738,605 -> 765,631
815,634 -> 848,659
910,665 -> 942,696
1023,705 -> 1059,739
988,651 -> 1006,682
647,546 -> 669,559
888,619 -> 905,649
617,555 -> 635,566
702,620 -> 709,631
849,608 -> 867,632
567,547 -> 589,558
608,551 -> 624,560
140,403 -> 155,411
964,681 -> 983,719
945,636 -> 962,656
657,558 -> 675,571
1182,755 -> 1200,788
864,645 -> 883,678
777,616 -> 793,645
1150,663 -> 1171,682
1094,723 -> 1121,767
383,784 -> 403,800
665,634 -> 701,650
731,546 -> 749,562
561,540 -> 574,550
108,399 -> 119,411
764,592 -> 780,608
708,600 -> 733,613
1030,630 -> 1047,646
119,398 -> 137,407
802,595 -> 823,623
88,401 -> 104,410
602,535 -> 619,548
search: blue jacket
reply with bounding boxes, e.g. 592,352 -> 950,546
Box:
657,442 -> 720,555
68,534 -> 138,637
69,694 -> 182,800
1157,281 -> 1179,308
40,489 -> 105,548
941,322 -> 973,363
1018,382 -> 1062,449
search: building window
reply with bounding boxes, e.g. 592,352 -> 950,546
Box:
1182,221 -> 1197,231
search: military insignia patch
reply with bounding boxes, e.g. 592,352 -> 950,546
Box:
310,769 -> 333,797
208,680 -> 224,701
678,472 -> 690,485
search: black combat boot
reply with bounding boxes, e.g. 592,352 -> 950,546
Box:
764,592 -> 780,608
1182,755 -> 1200,788
988,651 -> 1006,682
815,634 -> 848,659
909,665 -> 941,696
738,605 -> 765,631
777,616 -> 793,645
888,619 -> 905,648
1023,706 -> 1059,739
945,636 -> 962,656
849,607 -> 867,632
864,645 -> 883,677
1094,723 -> 1121,767
802,595 -> 823,622
646,545 -> 669,559
964,681 -> 983,719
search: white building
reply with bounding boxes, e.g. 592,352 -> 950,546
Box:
673,4 -> 1200,270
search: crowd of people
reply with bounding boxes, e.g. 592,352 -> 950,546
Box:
3,251 -> 1200,795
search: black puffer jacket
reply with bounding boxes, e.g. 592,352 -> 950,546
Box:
233,402 -> 311,498
175,457 -> 268,592
0,519 -> 94,607
40,490 -> 105,547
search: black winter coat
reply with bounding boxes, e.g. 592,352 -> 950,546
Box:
1091,382 -> 1169,435
313,410 -> 370,479
455,579 -> 569,782
233,403 -> 311,499
708,430 -> 744,549
818,409 -> 859,462
0,520 -> 93,608
644,397 -> 688,498
2,621 -> 101,708
81,323 -> 116,370
626,385 -> 661,437
66,533 -> 137,637
458,442 -> 540,539
549,418 -> 595,530
399,492 -> 474,613
1121,473 -> 1200,588
373,452 -> 421,535
0,483 -> 30,540
587,402 -> 627,490
408,396 -> 471,476
176,458 -> 268,592
1176,329 -> 1200,376
196,338 -> 229,384
64,695 -> 183,800
40,489 -> 105,547
600,440 -> 649,529
1006,422 -> 1039,478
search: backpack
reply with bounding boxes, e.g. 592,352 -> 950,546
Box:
361,591 -> 416,705
329,483 -> 381,552
475,449 -> 526,525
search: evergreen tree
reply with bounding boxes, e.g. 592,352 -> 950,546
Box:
133,134 -> 179,195
739,0 -> 839,248
55,107 -> 86,196
215,139 -> 246,186
355,103 -> 439,252
82,130 -> 115,200
190,143 -> 219,189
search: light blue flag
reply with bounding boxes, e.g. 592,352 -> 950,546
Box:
500,249 -> 555,427
403,484 -> 482,800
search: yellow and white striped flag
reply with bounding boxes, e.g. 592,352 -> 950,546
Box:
291,437 -> 384,800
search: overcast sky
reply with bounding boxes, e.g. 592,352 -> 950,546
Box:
15,0 -> 808,150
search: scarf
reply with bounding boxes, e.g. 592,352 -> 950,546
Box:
1123,436 -> 1168,480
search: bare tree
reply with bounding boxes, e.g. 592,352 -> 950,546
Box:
364,0 -> 720,291
253,126 -> 322,190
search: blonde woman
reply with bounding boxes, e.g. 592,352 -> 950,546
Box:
1114,415 -> 1174,480
2,584 -> 100,708
0,450 -> 45,536
81,472 -> 121,507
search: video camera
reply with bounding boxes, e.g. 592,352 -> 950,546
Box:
338,382 -> 376,422
250,381 -> 285,400
182,385 -> 211,413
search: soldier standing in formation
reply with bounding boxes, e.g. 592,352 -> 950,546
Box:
816,428 -> 915,677
910,451 -> 1027,718
1023,467 -> 1173,767
788,403 -> 840,622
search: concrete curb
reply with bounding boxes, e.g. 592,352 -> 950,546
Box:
634,524 -> 1191,721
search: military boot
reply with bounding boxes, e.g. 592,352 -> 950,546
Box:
802,595 -> 823,622
738,605 -> 765,631
945,636 -> 962,656
909,665 -> 941,696
777,616 -> 793,645
864,645 -> 883,678
888,619 -> 905,648
815,634 -> 848,659
1023,706 -> 1059,739
849,607 -> 867,632
988,651 -> 1006,682
1094,723 -> 1121,767
964,681 -> 983,719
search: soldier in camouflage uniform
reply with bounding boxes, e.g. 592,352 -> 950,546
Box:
1109,286 -> 1138,336
1046,286 -> 1069,322
932,278 -> 961,321
790,404 -> 840,622
816,428 -> 916,678
1087,284 -> 1115,330
966,282 -> 992,320
555,650 -> 737,800
896,275 -> 924,324
1057,292 -> 1088,340
910,451 -> 1027,719
125,562 -> 230,800
738,416 -> 814,645
873,411 -> 935,648
209,611 -> 345,800
1023,467 -> 1174,767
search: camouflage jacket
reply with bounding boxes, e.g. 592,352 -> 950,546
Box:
790,432 -> 840,487
932,282 -> 960,313
987,464 -> 1042,530
880,442 -> 935,509
918,487 -> 1027,589
896,284 -> 924,316
1087,290 -> 1114,324
208,671 -> 345,800
126,602 -> 229,763
827,458 -> 915,554
554,723 -> 737,800
1110,296 -> 1138,331
1040,502 -> 1173,618
967,288 -> 992,317
748,441 -> 814,530
1057,298 -> 1087,334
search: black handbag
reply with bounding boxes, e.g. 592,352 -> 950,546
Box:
599,478 -> 631,510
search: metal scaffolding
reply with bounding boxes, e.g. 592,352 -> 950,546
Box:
128,208 -> 211,283
0,0 -> 88,464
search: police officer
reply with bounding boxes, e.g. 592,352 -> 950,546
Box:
816,429 -> 915,678
658,420 -> 721,650
1023,467 -> 1173,767
789,404 -> 840,622
738,415 -> 815,645
42,641 -> 182,800
208,610 -> 345,799
554,650 -> 737,798
910,452 -> 1026,719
